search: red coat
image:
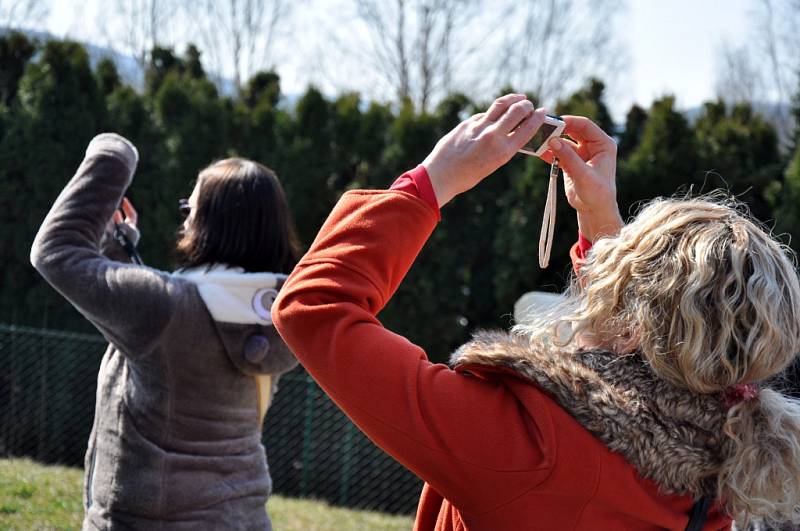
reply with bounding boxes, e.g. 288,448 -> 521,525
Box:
272,190 -> 732,530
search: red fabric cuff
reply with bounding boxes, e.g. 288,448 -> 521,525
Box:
389,165 -> 441,221
571,232 -> 594,280
576,232 -> 593,260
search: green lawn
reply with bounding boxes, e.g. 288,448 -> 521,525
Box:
0,459 -> 414,530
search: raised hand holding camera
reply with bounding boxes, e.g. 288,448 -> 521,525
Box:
543,115 -> 623,243
422,93 -> 547,207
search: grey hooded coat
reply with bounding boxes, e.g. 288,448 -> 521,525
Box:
30,133 -> 298,530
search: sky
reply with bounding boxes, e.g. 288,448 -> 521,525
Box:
625,0 -> 753,115
39,0 -> 758,121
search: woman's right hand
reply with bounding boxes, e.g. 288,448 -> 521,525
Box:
542,116 -> 623,242
422,93 -> 547,207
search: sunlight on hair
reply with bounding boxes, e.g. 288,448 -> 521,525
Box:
513,193 -> 800,526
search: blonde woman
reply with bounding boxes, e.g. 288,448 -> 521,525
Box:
273,94 -> 800,530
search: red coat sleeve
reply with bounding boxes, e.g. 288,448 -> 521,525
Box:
272,190 -> 554,515
389,164 -> 441,220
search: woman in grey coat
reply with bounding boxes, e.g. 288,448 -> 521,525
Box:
30,133 -> 299,530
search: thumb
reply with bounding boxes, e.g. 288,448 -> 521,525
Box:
548,138 -> 586,179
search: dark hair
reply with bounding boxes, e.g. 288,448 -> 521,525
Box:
177,158 -> 300,273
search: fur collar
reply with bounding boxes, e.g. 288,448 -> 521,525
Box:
451,330 -> 729,497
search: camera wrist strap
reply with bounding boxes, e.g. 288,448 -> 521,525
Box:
538,158 -> 559,268
113,225 -> 144,265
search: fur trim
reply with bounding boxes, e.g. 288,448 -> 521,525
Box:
451,330 -> 729,497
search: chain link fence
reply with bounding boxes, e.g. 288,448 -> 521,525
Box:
0,323 -> 422,515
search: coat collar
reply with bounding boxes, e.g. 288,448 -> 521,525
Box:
451,329 -> 729,497
174,265 -> 286,325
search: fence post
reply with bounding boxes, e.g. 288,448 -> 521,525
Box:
299,373 -> 316,498
339,421 -> 354,506
4,325 -> 18,454
37,331 -> 48,460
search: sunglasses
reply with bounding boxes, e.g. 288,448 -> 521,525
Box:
178,199 -> 192,218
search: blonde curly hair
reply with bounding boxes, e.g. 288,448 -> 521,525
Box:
519,196 -> 800,527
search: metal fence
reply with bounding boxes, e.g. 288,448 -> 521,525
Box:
0,323 -> 422,515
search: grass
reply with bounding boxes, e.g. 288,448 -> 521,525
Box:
0,459 -> 83,530
0,459 -> 414,530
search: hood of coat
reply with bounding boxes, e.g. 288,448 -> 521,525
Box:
451,329 -> 730,498
175,265 -> 297,376
176,264 -> 285,325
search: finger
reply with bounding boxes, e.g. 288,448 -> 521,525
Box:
506,108 -> 547,150
113,211 -> 123,225
539,137 -> 585,164
548,137 -> 585,160
562,115 -> 613,145
484,93 -> 527,123
121,197 -> 138,225
540,136 -> 585,164
492,99 -> 535,135
563,136 -> 592,160
548,137 -> 588,179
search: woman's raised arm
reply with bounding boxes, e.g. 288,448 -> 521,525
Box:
272,95 -> 562,514
31,134 -> 182,359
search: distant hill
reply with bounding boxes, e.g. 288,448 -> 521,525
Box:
2,26 -> 144,89
0,26 -> 236,95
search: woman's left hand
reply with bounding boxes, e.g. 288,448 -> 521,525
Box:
114,197 -> 139,229
106,197 -> 140,247
113,197 -> 138,229
541,115 -> 623,242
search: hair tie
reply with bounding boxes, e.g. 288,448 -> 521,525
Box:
723,383 -> 759,408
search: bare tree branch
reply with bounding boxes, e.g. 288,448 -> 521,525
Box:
761,0 -> 789,103
0,0 -> 49,30
715,44 -> 764,103
100,0 -> 181,72
354,0 -> 409,100
349,0 -> 482,112
195,0 -> 299,92
490,0 -> 624,105
292,0 -> 624,113
756,0 -> 800,101
714,0 -> 800,145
